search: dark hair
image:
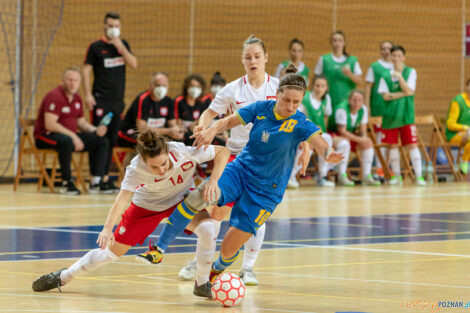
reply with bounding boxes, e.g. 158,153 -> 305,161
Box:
182,74 -> 206,99
210,71 -> 226,86
348,89 -> 365,100
330,30 -> 348,57
380,40 -> 394,49
104,12 -> 120,23
289,38 -> 304,49
311,75 -> 328,100
136,130 -> 168,161
243,35 -> 266,54
278,64 -> 306,93
391,45 -> 406,55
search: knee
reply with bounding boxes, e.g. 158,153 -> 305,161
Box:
58,136 -> 74,152
360,137 -> 373,149
195,221 -> 217,248
336,139 -> 351,151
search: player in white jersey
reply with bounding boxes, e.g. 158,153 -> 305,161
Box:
31,130 -> 229,292
175,35 -> 311,289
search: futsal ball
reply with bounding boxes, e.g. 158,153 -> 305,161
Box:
211,273 -> 246,307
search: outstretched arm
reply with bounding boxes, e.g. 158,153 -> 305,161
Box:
202,145 -> 230,203
191,114 -> 241,150
308,134 -> 343,164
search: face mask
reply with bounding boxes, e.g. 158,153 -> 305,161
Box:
188,86 -> 202,99
210,85 -> 222,95
153,86 -> 167,99
106,27 -> 120,39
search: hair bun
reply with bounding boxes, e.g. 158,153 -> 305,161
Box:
285,64 -> 298,74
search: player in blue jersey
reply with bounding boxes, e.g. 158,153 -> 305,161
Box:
136,65 -> 343,298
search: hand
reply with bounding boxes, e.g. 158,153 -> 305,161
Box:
169,126 -> 184,140
85,94 -> 96,110
96,227 -> 115,250
190,127 -> 216,150
109,36 -> 124,50
391,70 -> 402,80
202,179 -> 220,204
298,146 -> 311,176
95,125 -> 107,137
72,135 -> 84,151
342,65 -> 352,76
192,124 -> 206,135
325,151 -> 344,164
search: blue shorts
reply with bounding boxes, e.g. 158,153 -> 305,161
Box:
217,161 -> 279,235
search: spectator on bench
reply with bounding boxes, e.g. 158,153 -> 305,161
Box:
34,67 -> 110,195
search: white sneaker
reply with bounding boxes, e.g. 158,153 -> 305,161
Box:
389,175 -> 403,186
337,173 -> 355,187
239,267 -> 258,286
317,177 -> 335,187
178,259 -> 196,281
287,177 -> 299,189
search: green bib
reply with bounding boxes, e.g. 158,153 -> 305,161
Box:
381,66 -> 415,129
369,61 -> 391,117
281,60 -> 310,84
445,93 -> 470,141
322,53 -> 357,108
327,100 -> 364,133
302,91 -> 327,132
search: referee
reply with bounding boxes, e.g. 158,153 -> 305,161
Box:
82,11 -> 137,192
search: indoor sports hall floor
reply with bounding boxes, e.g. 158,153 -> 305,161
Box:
1,182 -> 470,313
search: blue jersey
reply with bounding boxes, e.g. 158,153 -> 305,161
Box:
234,100 -> 321,199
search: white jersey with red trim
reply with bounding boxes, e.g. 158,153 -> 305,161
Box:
121,142 -> 215,211
209,73 -> 279,154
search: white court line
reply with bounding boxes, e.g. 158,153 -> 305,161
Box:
0,203 -> 109,211
256,271 -> 470,290
0,293 -> 317,313
287,191 -> 470,202
2,309 -> 125,313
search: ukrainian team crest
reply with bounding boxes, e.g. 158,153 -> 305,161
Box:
160,107 -> 168,116
261,131 -> 270,143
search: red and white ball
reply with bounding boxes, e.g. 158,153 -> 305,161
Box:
211,273 -> 246,307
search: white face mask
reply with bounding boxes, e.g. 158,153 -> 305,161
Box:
153,86 -> 167,100
210,85 -> 222,95
106,27 -> 120,39
188,86 -> 202,99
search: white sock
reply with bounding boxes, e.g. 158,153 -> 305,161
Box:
390,148 -> 401,177
194,220 -> 221,285
374,131 -> 383,168
91,176 -> 101,185
409,147 -> 422,177
290,146 -> 303,179
336,140 -> 350,175
361,148 -> 374,176
242,223 -> 266,270
318,156 -> 329,178
60,247 -> 118,285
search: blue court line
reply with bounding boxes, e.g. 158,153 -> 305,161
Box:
1,211 -> 470,261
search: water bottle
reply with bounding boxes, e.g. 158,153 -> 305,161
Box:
99,112 -> 113,126
426,162 -> 434,184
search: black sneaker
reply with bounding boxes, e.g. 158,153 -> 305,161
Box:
32,268 -> 67,292
193,281 -> 212,299
99,180 -> 119,194
60,181 -> 80,195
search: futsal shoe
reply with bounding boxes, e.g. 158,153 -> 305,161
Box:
135,241 -> 163,265
337,173 -> 355,187
317,177 -> 335,187
460,162 -> 469,175
287,177 -> 299,189
179,259 -> 197,280
193,281 -> 212,299
416,176 -> 427,186
32,268 -> 67,292
389,175 -> 403,186
362,174 -> 381,186
239,267 -> 259,286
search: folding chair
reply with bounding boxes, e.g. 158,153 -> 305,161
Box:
14,117 -> 55,192
367,117 -> 415,182
418,115 -> 462,182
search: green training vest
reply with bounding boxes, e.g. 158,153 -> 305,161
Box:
369,61 -> 390,117
445,93 -> 470,141
322,53 -> 357,108
301,91 -> 328,132
381,66 -> 415,129
327,100 -> 364,133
